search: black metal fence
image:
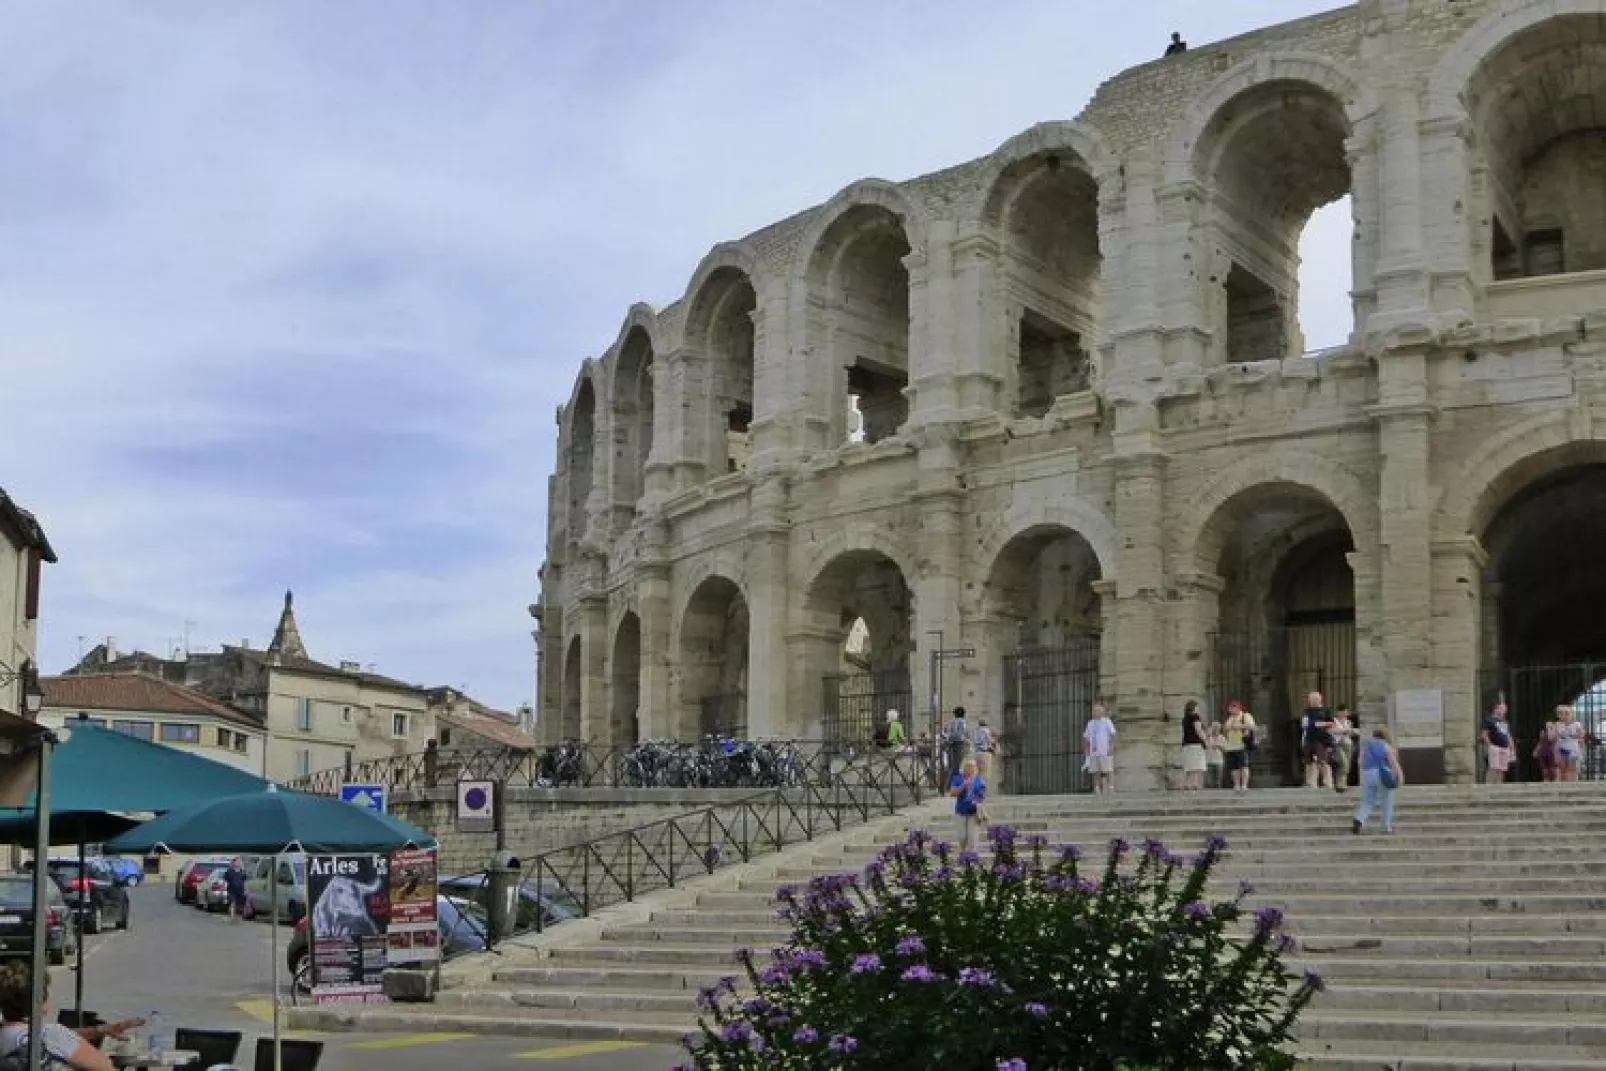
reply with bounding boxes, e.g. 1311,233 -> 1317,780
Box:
823,669 -> 911,750
1480,662 -> 1606,781
1000,640 -> 1101,795
444,748 -> 937,949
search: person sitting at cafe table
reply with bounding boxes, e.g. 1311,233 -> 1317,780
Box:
0,959 -> 141,1070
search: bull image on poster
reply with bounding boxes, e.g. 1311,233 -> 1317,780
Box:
308,853 -> 390,1003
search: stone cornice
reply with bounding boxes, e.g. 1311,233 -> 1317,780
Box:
1430,536 -> 1488,570
1364,401 -> 1438,422
949,233 -> 1001,262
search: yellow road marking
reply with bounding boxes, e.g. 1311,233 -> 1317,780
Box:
232,1000 -> 327,1038
514,1041 -> 650,1060
347,1032 -> 477,1050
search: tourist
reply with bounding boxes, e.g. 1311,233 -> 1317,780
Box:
224,856 -> 250,923
1221,701 -> 1256,792
0,958 -> 132,1070
943,706 -> 971,781
1329,704 -> 1356,793
884,709 -> 906,750
1300,691 -> 1334,789
1179,699 -> 1207,791
972,719 -> 996,777
1205,721 -> 1225,789
1534,717 -> 1559,782
1482,701 -> 1514,785
948,757 -> 986,852
1165,31 -> 1188,55
1353,725 -> 1405,835
1084,704 -> 1116,794
1554,705 -> 1584,782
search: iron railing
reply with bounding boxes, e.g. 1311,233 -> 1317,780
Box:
1481,662 -> 1606,782
444,748 -> 938,950
823,669 -> 912,749
285,738 -> 849,796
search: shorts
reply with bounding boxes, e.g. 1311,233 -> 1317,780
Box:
1557,746 -> 1579,767
1302,741 -> 1330,765
1224,749 -> 1250,772
1487,745 -> 1513,772
1089,755 -> 1114,775
1181,744 -> 1207,773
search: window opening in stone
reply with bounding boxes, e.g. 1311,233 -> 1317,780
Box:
1199,80 -> 1353,364
560,635 -> 583,741
1016,309 -> 1089,418
727,404 -> 753,473
610,329 -> 654,519
1524,228 -> 1565,278
679,577 -> 749,739
611,613 -> 642,747
567,379 -> 596,542
1492,219 -> 1521,281
1296,196 -> 1352,352
846,360 -> 907,444
804,550 -> 913,747
686,267 -> 757,483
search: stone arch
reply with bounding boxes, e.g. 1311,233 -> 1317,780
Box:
972,120 -> 1115,227
683,246 -> 761,479
607,303 -> 666,366
1437,410 -> 1605,538
676,574 -> 750,738
674,555 -> 749,631
565,372 -> 599,543
1178,451 -> 1375,574
974,495 -> 1117,583
608,325 -> 655,513
793,524 -> 920,603
610,612 -> 642,746
1426,0 -> 1606,120
790,179 -> 930,289
560,634 -> 583,741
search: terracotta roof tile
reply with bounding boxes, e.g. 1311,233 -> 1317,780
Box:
41,673 -> 263,730
436,707 -> 538,750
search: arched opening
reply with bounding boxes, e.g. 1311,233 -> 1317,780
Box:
1197,80 -> 1353,363
686,268 -> 758,477
1202,485 -> 1357,785
678,577 -> 749,738
611,613 -> 642,747
610,328 -> 654,518
1479,453 -> 1606,777
568,380 -> 596,542
802,550 -> 914,746
1467,16 -> 1606,280
806,206 -> 912,445
987,153 -> 1101,417
983,525 -> 1104,794
561,635 -> 583,742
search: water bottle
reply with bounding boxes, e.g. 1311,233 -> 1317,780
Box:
146,1011 -> 162,1056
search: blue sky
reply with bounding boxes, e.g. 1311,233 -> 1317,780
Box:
0,0 -> 1350,711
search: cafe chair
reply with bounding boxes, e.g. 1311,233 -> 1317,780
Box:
175,1028 -> 242,1067
253,1037 -> 324,1071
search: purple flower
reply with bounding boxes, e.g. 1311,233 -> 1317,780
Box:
994,863 -> 1026,881
719,975 -> 736,992
775,884 -> 796,903
1025,833 -> 1049,850
793,1026 -> 819,1045
720,1021 -> 753,1043
896,934 -> 926,956
1024,1001 -> 1048,1019
828,1034 -> 858,1054
1278,933 -> 1298,954
851,953 -> 882,974
958,966 -> 998,988
1253,906 -> 1286,936
758,964 -> 789,985
897,871 -> 923,889
1206,833 -> 1229,853
958,850 -> 981,868
742,997 -> 769,1016
1303,969 -> 1327,993
901,964 -> 940,983
998,1060 -> 1028,1071
790,948 -> 826,972
1071,878 -> 1099,895
1183,901 -> 1211,921
1238,878 -> 1256,897
1143,837 -> 1167,860
1059,844 -> 1082,863
696,986 -> 718,1010
764,1008 -> 792,1027
1163,852 -> 1187,869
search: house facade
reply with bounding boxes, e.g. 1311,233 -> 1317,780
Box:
38,673 -> 267,776
0,488 -> 54,719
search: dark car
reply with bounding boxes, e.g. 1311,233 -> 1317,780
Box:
0,874 -> 78,965
436,873 -> 580,932
45,857 -> 130,935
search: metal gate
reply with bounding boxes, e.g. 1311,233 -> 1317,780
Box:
1208,620 -> 1356,786
1001,639 -> 1101,795
1480,662 -> 1606,781
823,669 -> 911,751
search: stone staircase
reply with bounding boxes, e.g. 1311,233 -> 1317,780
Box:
295,783 -> 1606,1069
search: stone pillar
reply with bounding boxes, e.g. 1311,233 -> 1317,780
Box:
643,348 -> 680,501
749,280 -> 797,466
1418,116 -> 1478,317
745,473 -> 792,737
1152,180 -> 1210,371
1431,536 -> 1487,784
577,596 -> 609,744
1165,571 -> 1223,714
1479,577 -> 1502,672
1368,93 -> 1429,327
1107,443 -> 1168,791
1347,548 -> 1388,729
636,520 -> 674,740
947,234 -> 1006,416
1345,121 -> 1381,339
911,430 -> 968,737
785,623 -> 838,742
907,222 -> 959,425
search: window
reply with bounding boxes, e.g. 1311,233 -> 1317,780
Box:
78,716 -> 107,730
439,728 -> 451,747
114,721 -> 155,741
160,723 -> 201,744
295,698 -> 313,732
342,706 -> 352,723
391,713 -> 409,739
216,727 -> 231,748
233,733 -> 248,754
295,749 -> 311,777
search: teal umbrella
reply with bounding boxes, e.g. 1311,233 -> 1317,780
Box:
107,784 -> 436,855
0,720 -> 271,844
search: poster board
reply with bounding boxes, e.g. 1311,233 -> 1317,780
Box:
386,847 -> 439,966
308,853 -> 391,1004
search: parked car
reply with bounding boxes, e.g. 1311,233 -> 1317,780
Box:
196,870 -> 235,913
286,894 -> 487,998
174,858 -> 230,904
436,873 -> 580,932
44,857 -> 131,935
0,874 -> 78,966
98,856 -> 143,887
245,854 -> 306,923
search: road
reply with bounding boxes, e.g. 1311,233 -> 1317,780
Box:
60,882 -> 685,1070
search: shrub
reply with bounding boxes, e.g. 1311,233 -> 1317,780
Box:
680,826 -> 1321,1070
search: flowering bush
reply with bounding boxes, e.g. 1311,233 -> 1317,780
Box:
681,826 -> 1321,1070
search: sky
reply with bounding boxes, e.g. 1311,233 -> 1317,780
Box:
0,0 -> 1352,712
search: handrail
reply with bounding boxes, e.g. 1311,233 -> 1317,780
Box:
285,738 -> 857,796
443,748 -> 938,951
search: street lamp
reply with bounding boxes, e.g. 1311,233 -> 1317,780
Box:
21,661 -> 43,718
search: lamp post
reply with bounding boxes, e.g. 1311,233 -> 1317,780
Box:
17,659 -> 52,1071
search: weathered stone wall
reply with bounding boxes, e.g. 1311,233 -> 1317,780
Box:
536,0 -> 1606,790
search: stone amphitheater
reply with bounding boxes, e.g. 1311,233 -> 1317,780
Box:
533,0 -> 1606,793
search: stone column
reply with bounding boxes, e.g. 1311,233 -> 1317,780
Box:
577,596 -> 609,744
1367,93 -> 1429,327
1165,571 -> 1223,714
947,234 -> 1006,416
1347,548 -> 1388,728
1479,577 -> 1502,673
911,430 -> 968,737
1152,179 -> 1210,371
745,473 -> 792,738
1430,536 -> 1487,784
636,520 -> 674,741
1346,121 -> 1381,338
1107,444 -> 1169,791
1417,116 -> 1478,317
906,222 -> 959,425
644,348 -> 681,501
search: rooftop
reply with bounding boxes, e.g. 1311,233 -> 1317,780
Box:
42,672 -> 264,731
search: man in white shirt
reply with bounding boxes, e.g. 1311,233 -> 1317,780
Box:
1084,704 -> 1116,794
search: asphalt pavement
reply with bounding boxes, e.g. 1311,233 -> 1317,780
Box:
56,882 -> 685,1070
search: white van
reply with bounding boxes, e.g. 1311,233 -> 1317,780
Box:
245,853 -> 307,923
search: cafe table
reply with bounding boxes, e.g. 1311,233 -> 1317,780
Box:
108,1047 -> 200,1069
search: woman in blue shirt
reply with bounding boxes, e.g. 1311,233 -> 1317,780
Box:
949,758 -> 986,851
1352,726 -> 1406,835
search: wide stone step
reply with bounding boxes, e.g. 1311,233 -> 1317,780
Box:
1297,1009 -> 1606,1047
436,986 -> 698,1016
492,964 -> 726,990
1296,1037 -> 1606,1071
1318,980 -> 1606,1015
601,925 -> 786,946
1289,955 -> 1606,984
547,944 -> 746,967
807,836 -> 1606,863
651,908 -> 782,926
286,1006 -> 690,1046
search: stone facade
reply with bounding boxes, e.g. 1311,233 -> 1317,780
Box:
0,488 -> 53,718
534,0 -> 1606,789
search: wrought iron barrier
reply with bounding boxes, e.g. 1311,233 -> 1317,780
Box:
1481,662 -> 1606,782
443,747 -> 937,949
1001,640 -> 1100,795
823,669 -> 912,749
286,738 -> 846,796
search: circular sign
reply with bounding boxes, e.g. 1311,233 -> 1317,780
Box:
463,787 -> 488,811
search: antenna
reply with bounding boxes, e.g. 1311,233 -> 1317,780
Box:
183,619 -> 197,656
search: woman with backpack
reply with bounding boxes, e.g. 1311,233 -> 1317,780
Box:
1352,725 -> 1406,835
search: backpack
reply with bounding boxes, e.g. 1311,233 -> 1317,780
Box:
946,719 -> 968,745
0,1029 -> 33,1071
972,726 -> 992,752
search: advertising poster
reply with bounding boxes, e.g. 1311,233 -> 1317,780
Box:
308,853 -> 391,1004
386,847 -> 439,966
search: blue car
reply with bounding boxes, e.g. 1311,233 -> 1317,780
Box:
99,856 -> 143,887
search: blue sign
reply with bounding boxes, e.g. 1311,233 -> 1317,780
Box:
340,783 -> 387,816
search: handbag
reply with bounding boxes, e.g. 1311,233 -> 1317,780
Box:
1242,728 -> 1258,753
1379,765 -> 1399,790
